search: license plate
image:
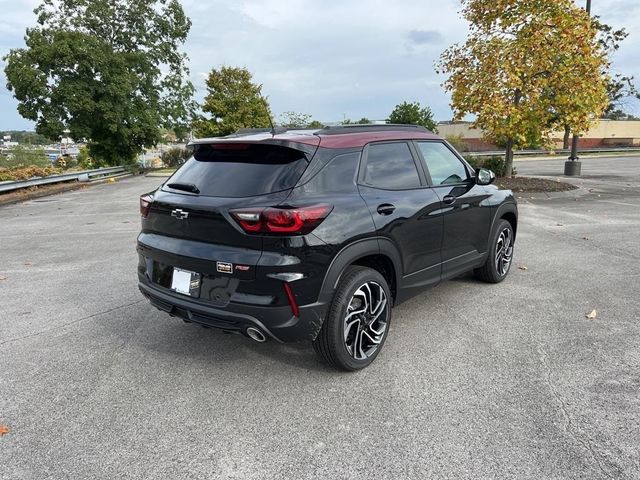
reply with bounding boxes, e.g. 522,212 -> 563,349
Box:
171,267 -> 201,296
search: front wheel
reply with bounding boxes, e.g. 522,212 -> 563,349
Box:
474,219 -> 515,283
313,266 -> 392,371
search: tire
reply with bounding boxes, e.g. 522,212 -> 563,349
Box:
474,219 -> 515,283
313,266 -> 392,371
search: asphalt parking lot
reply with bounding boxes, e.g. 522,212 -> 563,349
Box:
1,156 -> 639,479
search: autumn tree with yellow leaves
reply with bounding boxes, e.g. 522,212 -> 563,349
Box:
438,0 -> 609,177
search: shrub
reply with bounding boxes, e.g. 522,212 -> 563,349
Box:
0,145 -> 50,168
160,147 -> 192,168
76,146 -> 98,169
464,155 -> 517,177
445,134 -> 471,152
0,165 -> 62,181
54,155 -> 78,169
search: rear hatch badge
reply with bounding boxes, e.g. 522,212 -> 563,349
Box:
216,261 -> 233,274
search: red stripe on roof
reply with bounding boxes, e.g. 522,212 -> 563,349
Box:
314,130 -> 440,149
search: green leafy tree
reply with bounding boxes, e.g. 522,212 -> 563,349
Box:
387,102 -> 438,132
341,117 -> 372,125
279,111 -> 312,128
194,66 -> 272,137
438,0 -> 608,177
0,131 -> 51,145
4,0 -> 195,165
308,120 -> 325,129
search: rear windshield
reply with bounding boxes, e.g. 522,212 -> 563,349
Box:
164,143 -> 309,197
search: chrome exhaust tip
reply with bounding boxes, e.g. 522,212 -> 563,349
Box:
246,327 -> 267,343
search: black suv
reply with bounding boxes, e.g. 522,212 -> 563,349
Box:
137,125 -> 517,370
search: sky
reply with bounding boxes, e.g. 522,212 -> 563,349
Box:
1,0 -> 639,131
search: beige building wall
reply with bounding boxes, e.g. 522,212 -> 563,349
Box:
437,120 -> 640,150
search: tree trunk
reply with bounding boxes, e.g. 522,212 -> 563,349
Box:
563,125 -> 571,150
505,138 -> 514,178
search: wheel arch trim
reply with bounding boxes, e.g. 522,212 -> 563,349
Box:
491,202 -> 518,237
317,237 -> 402,304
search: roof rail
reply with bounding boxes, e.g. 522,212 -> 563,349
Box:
317,124 -> 431,135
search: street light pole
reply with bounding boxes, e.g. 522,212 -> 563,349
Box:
565,0 -> 592,176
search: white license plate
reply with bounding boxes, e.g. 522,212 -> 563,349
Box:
171,268 -> 200,296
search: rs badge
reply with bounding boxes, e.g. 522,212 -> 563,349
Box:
216,261 -> 233,274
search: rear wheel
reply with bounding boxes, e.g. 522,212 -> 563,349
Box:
474,219 -> 514,283
313,266 -> 392,371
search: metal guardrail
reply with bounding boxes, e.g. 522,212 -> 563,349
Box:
0,166 -> 126,194
463,147 -> 640,157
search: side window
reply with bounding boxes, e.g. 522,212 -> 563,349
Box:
362,142 -> 421,190
416,142 -> 469,186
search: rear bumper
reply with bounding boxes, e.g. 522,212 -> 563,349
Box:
138,277 -> 327,343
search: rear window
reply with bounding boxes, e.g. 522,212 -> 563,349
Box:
164,143 -> 309,197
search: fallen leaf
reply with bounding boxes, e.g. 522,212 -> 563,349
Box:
0,425 -> 9,437
24,262 -> 32,266
586,309 -> 597,320
0,276 -> 7,281
556,223 -> 564,227
518,265 -> 528,271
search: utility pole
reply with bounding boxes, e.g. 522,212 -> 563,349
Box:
565,0 -> 592,176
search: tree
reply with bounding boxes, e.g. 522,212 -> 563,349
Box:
340,117 -> 370,125
0,131 -> 51,145
603,75 -> 639,119
279,111 -> 312,128
387,102 -> 438,132
194,66 -> 272,137
308,120 -> 325,129
557,19 -> 636,147
438,0 -> 608,177
4,0 -> 194,166
593,18 -> 639,118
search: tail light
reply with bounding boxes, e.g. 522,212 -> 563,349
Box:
230,204 -> 333,235
140,194 -> 153,217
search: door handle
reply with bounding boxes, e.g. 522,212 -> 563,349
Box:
442,195 -> 456,205
376,203 -> 396,215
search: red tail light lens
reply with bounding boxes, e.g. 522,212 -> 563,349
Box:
140,194 -> 153,217
230,204 -> 333,235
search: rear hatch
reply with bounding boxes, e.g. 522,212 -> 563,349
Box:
138,140 -> 316,292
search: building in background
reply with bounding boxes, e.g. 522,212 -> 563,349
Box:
437,119 -> 640,151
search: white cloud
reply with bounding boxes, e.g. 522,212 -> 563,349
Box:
0,0 -> 639,130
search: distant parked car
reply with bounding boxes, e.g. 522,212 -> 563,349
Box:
137,125 -> 518,370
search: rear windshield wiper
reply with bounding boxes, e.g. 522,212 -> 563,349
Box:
167,182 -> 200,194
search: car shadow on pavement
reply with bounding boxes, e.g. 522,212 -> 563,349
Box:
113,305 -> 337,373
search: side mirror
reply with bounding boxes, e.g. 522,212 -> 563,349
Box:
476,168 -> 495,186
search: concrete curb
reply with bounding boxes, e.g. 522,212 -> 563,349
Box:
513,152 -> 637,162
514,174 -> 590,201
